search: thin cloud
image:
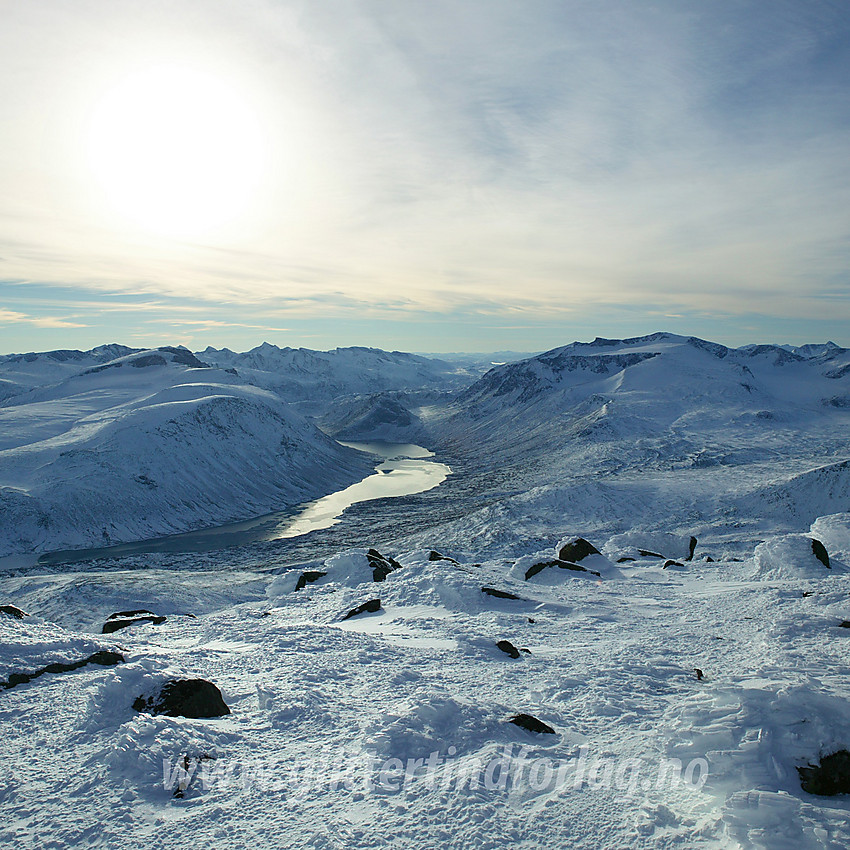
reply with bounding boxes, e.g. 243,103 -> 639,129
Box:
0,308 -> 86,328
0,0 -> 848,344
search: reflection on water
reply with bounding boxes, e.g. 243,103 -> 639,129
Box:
276,441 -> 449,539
26,441 -> 450,567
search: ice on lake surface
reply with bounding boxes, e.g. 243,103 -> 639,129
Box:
275,441 -> 449,540
24,442 -> 450,567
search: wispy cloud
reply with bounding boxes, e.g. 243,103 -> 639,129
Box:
0,0 -> 849,348
0,307 -> 86,328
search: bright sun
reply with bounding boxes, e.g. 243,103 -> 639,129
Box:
87,64 -> 265,239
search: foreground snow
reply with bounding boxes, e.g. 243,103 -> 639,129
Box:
2,519 -> 850,849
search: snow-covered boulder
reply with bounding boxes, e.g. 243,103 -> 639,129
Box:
555,536 -> 602,563
133,678 -> 231,719
268,548 -> 403,594
0,615 -> 124,686
752,534 -> 835,579
325,548 -> 402,584
603,531 -> 698,563
509,547 -> 618,583
0,604 -> 28,619
810,514 -> 850,561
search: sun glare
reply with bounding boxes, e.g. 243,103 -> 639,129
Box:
87,64 -> 265,239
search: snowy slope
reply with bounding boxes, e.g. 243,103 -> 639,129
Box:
2,333 -> 850,848
0,348 -> 372,556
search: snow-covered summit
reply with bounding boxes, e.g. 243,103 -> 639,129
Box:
0,343 -> 140,401
83,346 -> 210,374
456,332 -> 850,422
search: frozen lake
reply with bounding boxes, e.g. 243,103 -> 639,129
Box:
22,441 -> 451,567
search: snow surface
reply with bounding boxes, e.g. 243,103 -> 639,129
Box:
2,333 -> 850,848
3,538 -> 850,848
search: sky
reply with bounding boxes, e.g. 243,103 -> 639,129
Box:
1,0 -> 850,354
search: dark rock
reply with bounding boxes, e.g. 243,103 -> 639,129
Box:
810,538 -> 830,568
617,557 -> 636,563
158,346 -> 209,368
481,587 -> 522,600
524,559 -> 600,580
663,560 -> 684,569
294,571 -> 327,591
798,750 -> 850,796
802,591 -> 815,597
133,679 -> 230,718
705,556 -> 715,563
509,713 -> 556,734
694,668 -> 705,681
2,650 -> 124,689
129,353 -> 167,368
638,549 -> 664,558
366,549 -> 402,582
838,621 -> 850,629
103,614 -> 166,634
520,647 -> 532,654
496,640 -> 521,659
528,618 -> 535,624
0,604 -> 28,619
342,598 -> 382,620
428,551 -> 459,565
557,537 -> 601,563
686,536 -> 698,561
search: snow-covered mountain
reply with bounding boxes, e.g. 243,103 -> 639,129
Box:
457,332 -> 850,426
0,343 -> 138,401
317,391 -> 428,442
447,332 -> 850,469
401,333 -> 850,555
199,342 -> 475,404
0,347 -> 372,556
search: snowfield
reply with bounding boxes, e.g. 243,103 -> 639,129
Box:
2,333 -> 850,848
